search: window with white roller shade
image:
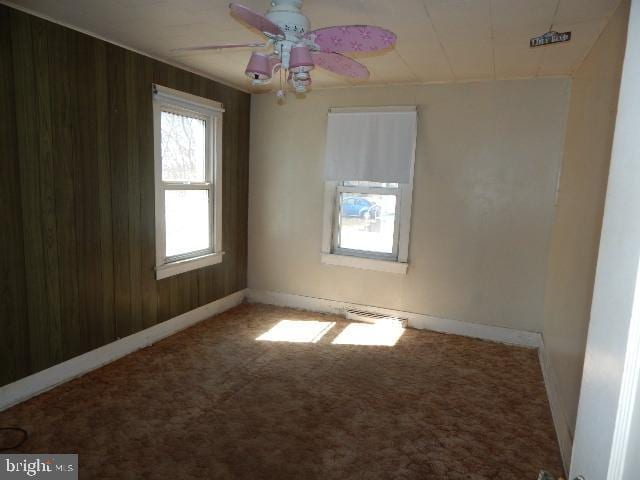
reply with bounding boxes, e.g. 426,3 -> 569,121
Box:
321,107 -> 418,272
324,107 -> 417,184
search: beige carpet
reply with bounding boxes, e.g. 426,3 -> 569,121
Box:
0,304 -> 563,479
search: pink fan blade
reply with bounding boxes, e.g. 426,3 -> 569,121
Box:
311,52 -> 369,79
306,25 -> 396,53
230,2 -> 285,38
174,42 -> 266,51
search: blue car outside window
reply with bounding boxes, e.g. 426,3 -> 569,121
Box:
342,197 -> 373,217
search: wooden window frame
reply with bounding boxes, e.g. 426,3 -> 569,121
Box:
331,184 -> 402,261
321,181 -> 414,275
152,85 -> 224,280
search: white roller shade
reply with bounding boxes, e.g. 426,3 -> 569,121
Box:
324,107 -> 417,183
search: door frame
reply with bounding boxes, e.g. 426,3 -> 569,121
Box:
570,1 -> 640,478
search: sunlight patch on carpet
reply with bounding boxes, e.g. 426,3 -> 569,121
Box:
256,320 -> 335,343
332,322 -> 404,346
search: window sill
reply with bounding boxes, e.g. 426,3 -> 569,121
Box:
156,252 -> 223,280
320,253 -> 408,274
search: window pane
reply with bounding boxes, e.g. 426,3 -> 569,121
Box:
342,181 -> 399,188
161,110 -> 206,182
338,193 -> 396,254
165,190 -> 210,257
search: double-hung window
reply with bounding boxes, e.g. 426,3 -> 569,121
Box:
321,107 -> 417,274
153,85 -> 224,279
333,181 -> 401,260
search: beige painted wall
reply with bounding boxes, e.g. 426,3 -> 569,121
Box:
542,0 -> 629,438
249,78 -> 570,332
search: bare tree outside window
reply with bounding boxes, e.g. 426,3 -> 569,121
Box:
160,110 -> 210,258
161,111 -> 206,182
153,85 -> 223,280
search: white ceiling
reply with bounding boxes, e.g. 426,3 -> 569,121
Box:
5,0 -> 623,91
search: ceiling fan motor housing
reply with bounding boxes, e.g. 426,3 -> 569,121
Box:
265,0 -> 312,71
180,0 -> 390,96
266,0 -> 310,37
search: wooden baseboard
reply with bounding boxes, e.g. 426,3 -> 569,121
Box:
0,289 -> 247,412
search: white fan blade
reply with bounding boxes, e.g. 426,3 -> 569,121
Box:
174,42 -> 267,52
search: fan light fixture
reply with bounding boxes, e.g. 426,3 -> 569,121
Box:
289,45 -> 314,72
175,0 -> 397,98
245,52 -> 272,81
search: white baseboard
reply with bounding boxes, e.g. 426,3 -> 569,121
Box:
0,289 -> 247,412
4,285 -> 568,473
538,341 -> 573,475
246,289 -> 542,348
247,289 -> 573,465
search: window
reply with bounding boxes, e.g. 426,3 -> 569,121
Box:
333,182 -> 400,259
321,107 -> 417,274
153,85 -> 224,279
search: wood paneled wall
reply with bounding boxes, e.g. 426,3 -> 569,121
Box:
0,5 -> 250,386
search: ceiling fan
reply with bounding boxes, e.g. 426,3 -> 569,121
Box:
177,0 -> 397,96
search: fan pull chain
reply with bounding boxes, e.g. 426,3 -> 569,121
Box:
277,44 -> 285,99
